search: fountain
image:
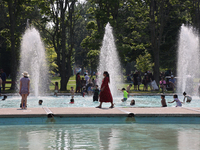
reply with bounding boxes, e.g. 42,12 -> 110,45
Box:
19,26 -> 49,96
98,23 -> 123,96
177,24 -> 200,95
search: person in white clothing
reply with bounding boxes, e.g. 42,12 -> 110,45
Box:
168,94 -> 182,107
183,92 -> 192,103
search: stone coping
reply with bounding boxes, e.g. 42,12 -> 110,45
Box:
0,107 -> 199,118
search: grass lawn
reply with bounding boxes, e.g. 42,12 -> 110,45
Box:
3,76 -> 175,94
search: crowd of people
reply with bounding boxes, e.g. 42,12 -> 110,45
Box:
127,70 -> 157,91
127,70 -> 178,93
0,68 -> 195,109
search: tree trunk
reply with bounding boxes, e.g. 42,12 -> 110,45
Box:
8,0 -> 17,90
60,1 -> 67,91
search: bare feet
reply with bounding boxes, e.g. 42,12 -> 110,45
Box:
96,106 -> 101,108
109,104 -> 114,108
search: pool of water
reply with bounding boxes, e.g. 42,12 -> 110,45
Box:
0,124 -> 199,149
0,95 -> 200,108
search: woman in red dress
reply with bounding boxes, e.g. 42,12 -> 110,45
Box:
96,71 -> 114,108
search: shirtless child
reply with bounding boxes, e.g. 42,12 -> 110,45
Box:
126,84 -> 132,93
161,95 -> 167,107
70,87 -> 75,99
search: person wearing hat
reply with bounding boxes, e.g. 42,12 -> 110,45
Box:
19,71 -> 30,109
169,75 -> 176,92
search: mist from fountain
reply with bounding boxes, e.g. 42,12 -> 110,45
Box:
98,23 -> 123,96
177,24 -> 200,95
19,26 -> 49,96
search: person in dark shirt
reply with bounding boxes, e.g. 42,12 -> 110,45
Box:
133,71 -> 138,91
1,69 -> 6,91
93,85 -> 100,102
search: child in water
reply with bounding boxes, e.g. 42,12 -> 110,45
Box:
119,88 -> 128,102
168,94 -> 182,107
161,95 -> 167,107
130,99 -> 135,106
93,85 -> 100,102
52,82 -> 59,96
70,87 -> 75,99
183,92 -> 192,103
69,99 -> 74,104
126,84 -> 132,93
38,100 -> 43,105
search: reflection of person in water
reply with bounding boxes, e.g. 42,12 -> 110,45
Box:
198,80 -> 200,97
99,127 -> 112,149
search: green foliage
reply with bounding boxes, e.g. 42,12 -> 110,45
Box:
135,50 -> 154,73
46,45 -> 58,74
1,0 -> 200,86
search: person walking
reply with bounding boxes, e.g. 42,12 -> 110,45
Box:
0,75 -> 2,96
75,72 -> 81,93
1,69 -> 6,91
96,71 -> 114,108
19,71 -> 30,109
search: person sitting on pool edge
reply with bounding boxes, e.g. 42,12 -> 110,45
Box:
38,100 -> 43,105
69,99 -> 74,104
130,99 -> 135,106
183,92 -> 192,103
168,94 -> 182,107
118,88 -> 128,102
161,95 -> 167,107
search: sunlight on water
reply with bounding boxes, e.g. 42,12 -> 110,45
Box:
0,95 -> 200,108
0,124 -> 199,149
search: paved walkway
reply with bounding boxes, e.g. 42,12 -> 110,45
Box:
0,107 -> 200,117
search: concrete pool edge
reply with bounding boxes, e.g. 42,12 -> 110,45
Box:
0,107 -> 199,124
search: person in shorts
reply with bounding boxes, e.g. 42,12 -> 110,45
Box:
183,92 -> 192,103
119,88 -> 128,102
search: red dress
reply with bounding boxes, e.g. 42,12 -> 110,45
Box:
99,77 -> 113,102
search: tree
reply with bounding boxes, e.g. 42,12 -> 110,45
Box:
135,50 -> 154,73
0,0 -> 42,89
36,0 -> 81,90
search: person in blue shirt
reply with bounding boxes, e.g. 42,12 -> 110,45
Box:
169,75 -> 176,92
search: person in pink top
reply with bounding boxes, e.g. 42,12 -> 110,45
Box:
159,77 -> 166,93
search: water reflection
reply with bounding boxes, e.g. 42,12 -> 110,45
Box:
0,124 -> 199,149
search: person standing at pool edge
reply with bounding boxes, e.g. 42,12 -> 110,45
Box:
96,71 -> 114,108
19,71 -> 30,109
